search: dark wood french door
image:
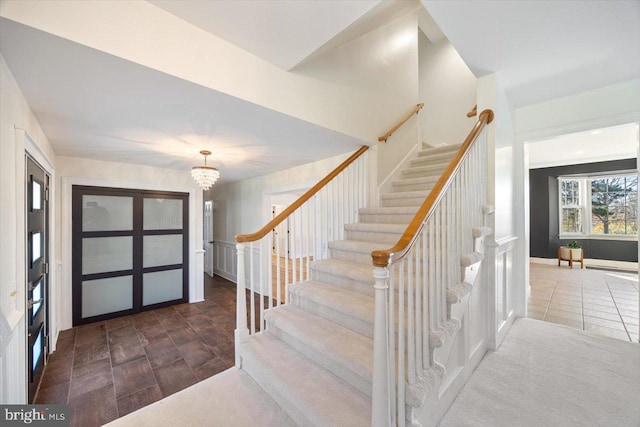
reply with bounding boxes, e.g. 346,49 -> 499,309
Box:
26,156 -> 49,403
72,186 -> 189,326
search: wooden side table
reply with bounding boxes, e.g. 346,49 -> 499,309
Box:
558,246 -> 584,268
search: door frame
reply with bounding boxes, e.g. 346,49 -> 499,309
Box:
21,129 -> 56,401
61,176 -> 203,331
71,186 -> 189,326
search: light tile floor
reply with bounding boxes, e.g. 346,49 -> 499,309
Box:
528,262 -> 639,342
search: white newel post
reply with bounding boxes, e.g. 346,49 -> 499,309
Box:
235,243 -> 249,367
372,266 -> 392,427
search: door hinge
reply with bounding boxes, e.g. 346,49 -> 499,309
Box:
41,262 -> 49,274
45,187 -> 50,201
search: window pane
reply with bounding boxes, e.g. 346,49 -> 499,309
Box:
562,208 -> 582,233
82,195 -> 133,231
82,237 -> 133,275
591,176 -> 637,235
82,276 -> 133,318
143,235 -> 183,268
33,328 -> 43,372
32,180 -> 42,211
31,232 -> 42,263
144,198 -> 183,230
31,279 -> 42,319
561,180 -> 580,206
143,269 -> 183,306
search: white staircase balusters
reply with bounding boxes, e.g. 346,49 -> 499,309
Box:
235,148 -> 369,343
371,113 -> 492,426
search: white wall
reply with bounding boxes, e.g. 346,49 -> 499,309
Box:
293,11 -> 421,185
210,151 -> 355,244
0,54 -> 56,403
55,156 -> 204,330
477,74 -> 524,348
418,32 -> 477,146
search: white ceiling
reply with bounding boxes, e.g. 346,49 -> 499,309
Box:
148,0 -> 382,71
528,123 -> 638,169
3,0 -> 638,184
0,18 -> 365,182
423,0 -> 640,107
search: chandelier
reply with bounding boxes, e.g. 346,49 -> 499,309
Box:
191,150 -> 220,190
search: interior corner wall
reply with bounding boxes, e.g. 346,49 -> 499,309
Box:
0,53 -> 56,403
292,11 -> 420,185
477,75 -> 517,240
529,158 -> 638,262
55,156 -> 204,330
418,32 -> 477,147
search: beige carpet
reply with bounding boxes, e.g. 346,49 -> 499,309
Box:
439,318 -> 640,427
103,367 -> 294,427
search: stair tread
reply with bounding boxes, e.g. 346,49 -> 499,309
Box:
329,239 -> 387,254
311,258 -> 372,285
381,190 -> 428,199
419,143 -> 461,155
240,333 -> 371,427
393,175 -> 440,185
359,206 -> 419,215
289,281 -> 374,324
265,305 -> 374,394
345,222 -> 407,233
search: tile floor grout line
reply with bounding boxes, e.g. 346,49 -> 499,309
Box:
604,275 -> 632,342
107,321 -> 120,420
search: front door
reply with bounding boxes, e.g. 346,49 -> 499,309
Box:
26,156 -> 49,403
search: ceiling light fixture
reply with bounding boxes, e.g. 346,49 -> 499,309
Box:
191,150 -> 220,190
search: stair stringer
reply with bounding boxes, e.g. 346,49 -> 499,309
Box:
407,212 -> 494,427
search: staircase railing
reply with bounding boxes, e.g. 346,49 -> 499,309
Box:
378,103 -> 424,142
370,109 -> 494,426
234,146 -> 369,360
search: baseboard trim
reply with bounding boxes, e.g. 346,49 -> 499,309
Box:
530,257 -> 638,272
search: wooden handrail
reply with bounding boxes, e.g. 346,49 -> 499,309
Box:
378,103 -> 424,142
371,109 -> 494,267
236,146 -> 369,243
466,104 -> 477,118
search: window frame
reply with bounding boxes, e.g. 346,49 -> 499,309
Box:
558,171 -> 638,241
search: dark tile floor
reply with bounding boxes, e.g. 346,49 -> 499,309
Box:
35,275 -> 242,427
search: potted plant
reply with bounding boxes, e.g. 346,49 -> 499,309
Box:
558,241 -> 584,268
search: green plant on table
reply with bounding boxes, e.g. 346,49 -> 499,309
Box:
567,240 -> 582,249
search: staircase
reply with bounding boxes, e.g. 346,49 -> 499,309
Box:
104,108 -> 495,427
235,142 -> 489,426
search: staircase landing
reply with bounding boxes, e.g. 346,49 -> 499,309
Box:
439,318 -> 640,427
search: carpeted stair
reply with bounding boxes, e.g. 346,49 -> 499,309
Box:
106,143 -> 474,427
235,143 -> 475,425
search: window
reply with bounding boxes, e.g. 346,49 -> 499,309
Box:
559,173 -> 638,238
560,179 -> 583,233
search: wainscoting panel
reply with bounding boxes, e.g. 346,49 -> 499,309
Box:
493,236 -> 518,348
213,241 -> 237,283
0,314 -> 26,403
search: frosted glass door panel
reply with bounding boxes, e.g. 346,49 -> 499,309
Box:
82,237 -> 133,275
144,198 -> 183,230
82,195 -> 133,231
82,276 -> 133,318
143,235 -> 183,267
143,269 -> 183,305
